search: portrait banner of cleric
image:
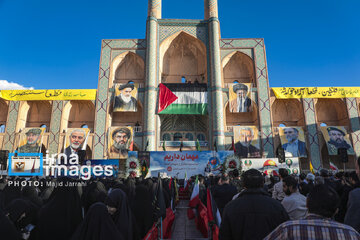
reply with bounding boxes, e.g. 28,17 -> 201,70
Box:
321,126 -> 355,155
279,127 -> 307,158
233,126 -> 261,158
229,83 -> 253,113
108,126 -> 133,159
113,83 -> 138,112
64,128 -> 90,161
17,127 -> 45,153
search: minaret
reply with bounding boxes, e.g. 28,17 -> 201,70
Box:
144,0 -> 161,151
205,0 -> 225,150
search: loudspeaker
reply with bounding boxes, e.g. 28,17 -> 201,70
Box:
278,147 -> 285,163
0,150 -> 9,170
338,148 -> 348,163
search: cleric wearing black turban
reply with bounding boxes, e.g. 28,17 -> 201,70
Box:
114,83 -> 137,112
230,83 -> 252,113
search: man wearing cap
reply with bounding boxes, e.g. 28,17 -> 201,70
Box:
18,128 -> 42,153
114,83 -> 137,112
326,127 -> 354,155
230,83 -> 252,113
108,127 -> 132,158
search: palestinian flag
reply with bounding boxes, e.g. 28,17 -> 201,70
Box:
330,161 -> 339,172
158,83 -> 208,115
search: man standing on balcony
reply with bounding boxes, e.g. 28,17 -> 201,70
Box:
230,83 -> 252,113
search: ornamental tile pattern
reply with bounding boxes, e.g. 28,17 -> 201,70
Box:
346,98 -> 360,157
48,101 -> 63,154
3,101 -> 19,151
303,98 -> 322,170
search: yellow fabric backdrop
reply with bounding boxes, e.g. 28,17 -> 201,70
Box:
0,89 -> 96,101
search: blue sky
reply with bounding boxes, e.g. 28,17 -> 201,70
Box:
0,0 -> 359,89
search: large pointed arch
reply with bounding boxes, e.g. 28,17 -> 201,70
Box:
160,31 -> 207,83
222,51 -> 255,85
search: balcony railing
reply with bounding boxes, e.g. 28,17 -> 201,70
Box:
159,141 -> 208,147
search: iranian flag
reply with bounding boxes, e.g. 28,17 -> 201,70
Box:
158,83 -> 208,115
189,175 -> 200,207
330,162 -> 339,172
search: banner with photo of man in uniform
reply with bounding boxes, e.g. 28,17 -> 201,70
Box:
107,126 -> 134,159
17,128 -> 45,153
320,126 -> 355,155
278,127 -> 307,158
233,126 -> 261,158
229,83 -> 253,113
113,83 -> 138,112
63,128 -> 90,161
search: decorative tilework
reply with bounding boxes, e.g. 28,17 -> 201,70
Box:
159,25 -> 207,44
48,101 -> 63,154
209,19 -> 225,149
219,38 -> 274,156
143,18 -> 158,151
93,39 -> 146,158
346,98 -> 360,157
208,0 -> 218,18
303,98 -> 322,170
3,101 -> 19,151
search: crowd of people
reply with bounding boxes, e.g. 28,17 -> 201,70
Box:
0,176 -> 176,240
188,157 -> 360,239
0,157 -> 359,240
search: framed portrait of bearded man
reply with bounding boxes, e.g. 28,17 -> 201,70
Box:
113,83 -> 138,112
17,128 -> 46,153
108,126 -> 134,159
63,128 -> 90,161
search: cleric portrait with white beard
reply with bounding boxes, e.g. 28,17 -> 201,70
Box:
113,83 -> 138,112
108,127 -> 133,159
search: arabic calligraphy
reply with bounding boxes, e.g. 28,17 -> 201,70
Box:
164,153 -> 199,162
273,87 -> 360,99
0,89 -> 96,101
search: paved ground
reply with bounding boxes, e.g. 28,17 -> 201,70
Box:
170,200 -> 208,240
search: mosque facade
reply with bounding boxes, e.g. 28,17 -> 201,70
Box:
1,0 -> 359,172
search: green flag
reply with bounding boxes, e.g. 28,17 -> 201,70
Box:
196,139 -> 201,151
162,141 -> 166,151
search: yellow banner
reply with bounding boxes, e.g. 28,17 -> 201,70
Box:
272,87 -> 360,99
0,89 -> 96,101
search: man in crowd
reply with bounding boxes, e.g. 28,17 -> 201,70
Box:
265,184 -> 360,239
114,83 -> 137,112
272,168 -> 288,201
234,127 -> 260,158
281,176 -> 307,220
212,175 -> 238,216
109,127 -> 131,158
229,83 -> 252,112
219,169 -> 289,240
282,127 -> 307,157
64,129 -> 87,161
326,127 -> 354,155
344,157 -> 360,232
18,128 -> 42,153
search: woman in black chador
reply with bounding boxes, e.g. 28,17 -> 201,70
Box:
71,202 -> 124,240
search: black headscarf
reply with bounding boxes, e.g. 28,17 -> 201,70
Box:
2,184 -> 22,208
133,184 -> 153,238
81,181 -> 107,214
71,203 -> 124,240
105,189 -> 136,240
0,209 -> 22,240
37,179 -> 83,240
22,186 -> 43,207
